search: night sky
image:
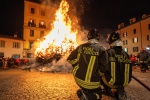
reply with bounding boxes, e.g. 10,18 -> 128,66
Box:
0,0 -> 149,37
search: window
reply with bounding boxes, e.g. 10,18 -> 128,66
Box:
0,40 -> 5,47
40,31 -> 44,37
147,35 -> 150,41
124,48 -> 128,53
41,10 -> 45,16
123,32 -> 127,37
39,22 -> 46,28
27,53 -> 33,58
12,54 -> 20,59
133,47 -> 138,52
148,24 -> 150,30
31,8 -> 35,14
30,30 -> 34,37
133,29 -> 136,34
28,20 -> 36,27
0,52 -> 4,57
29,41 -> 34,49
132,38 -> 138,43
13,42 -> 20,48
123,40 -> 128,45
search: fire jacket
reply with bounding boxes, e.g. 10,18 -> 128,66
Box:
67,39 -> 108,89
102,46 -> 132,88
137,50 -> 149,63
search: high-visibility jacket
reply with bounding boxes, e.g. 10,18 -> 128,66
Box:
102,46 -> 132,88
67,40 -> 108,89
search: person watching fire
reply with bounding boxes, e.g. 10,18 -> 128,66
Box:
137,48 -> 150,72
67,29 -> 108,100
101,32 -> 132,100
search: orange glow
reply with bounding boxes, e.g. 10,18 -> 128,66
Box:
33,0 -> 78,57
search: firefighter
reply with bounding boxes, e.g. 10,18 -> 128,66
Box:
101,32 -> 132,100
67,29 -> 108,100
137,48 -> 149,72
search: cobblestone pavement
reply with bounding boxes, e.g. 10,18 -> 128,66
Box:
0,67 -> 150,100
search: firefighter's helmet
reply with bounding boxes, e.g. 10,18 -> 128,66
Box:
87,29 -> 100,40
106,32 -> 121,44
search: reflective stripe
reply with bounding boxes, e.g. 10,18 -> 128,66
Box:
102,76 -> 117,88
67,50 -> 81,65
77,52 -> 80,61
109,62 -> 115,85
67,59 -> 77,65
73,65 -> 79,76
85,56 -> 96,82
74,76 -> 100,89
123,64 -> 130,86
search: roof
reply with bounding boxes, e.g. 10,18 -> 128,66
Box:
0,34 -> 25,41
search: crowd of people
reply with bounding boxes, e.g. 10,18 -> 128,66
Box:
129,48 -> 150,72
0,57 -> 27,68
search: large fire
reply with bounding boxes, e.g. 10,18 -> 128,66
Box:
33,0 -> 79,61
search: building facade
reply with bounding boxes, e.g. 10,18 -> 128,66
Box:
23,0 -> 55,58
0,34 -> 24,58
117,14 -> 150,56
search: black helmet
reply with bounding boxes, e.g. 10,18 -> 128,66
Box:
87,29 -> 100,40
106,32 -> 121,44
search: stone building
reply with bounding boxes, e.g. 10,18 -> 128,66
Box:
117,14 -> 150,55
0,34 -> 24,58
23,0 -> 55,58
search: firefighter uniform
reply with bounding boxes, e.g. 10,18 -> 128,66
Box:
67,29 -> 108,100
102,32 -> 132,100
137,48 -> 150,72
102,46 -> 132,89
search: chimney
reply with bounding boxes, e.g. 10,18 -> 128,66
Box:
129,17 -> 136,24
14,33 -> 18,37
142,14 -> 148,19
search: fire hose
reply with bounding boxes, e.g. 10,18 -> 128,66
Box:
132,75 -> 150,91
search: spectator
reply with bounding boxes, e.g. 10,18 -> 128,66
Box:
130,55 -> 136,66
137,48 -> 150,72
15,58 -> 20,67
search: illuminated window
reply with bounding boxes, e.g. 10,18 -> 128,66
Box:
123,32 -> 127,37
132,38 -> 138,43
30,30 -> 34,37
0,40 -> 5,47
13,42 -> 20,48
12,54 -> 20,59
123,40 -> 128,45
31,8 -> 35,14
124,48 -> 128,53
133,47 -> 139,52
39,22 -> 46,28
28,20 -> 36,27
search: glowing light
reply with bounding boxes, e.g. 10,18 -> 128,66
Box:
33,0 -> 78,57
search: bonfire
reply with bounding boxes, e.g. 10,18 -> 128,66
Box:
32,0 -> 79,65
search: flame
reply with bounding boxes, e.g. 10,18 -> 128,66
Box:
33,0 -> 78,57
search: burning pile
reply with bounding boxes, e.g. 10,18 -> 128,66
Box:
32,0 -> 79,64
